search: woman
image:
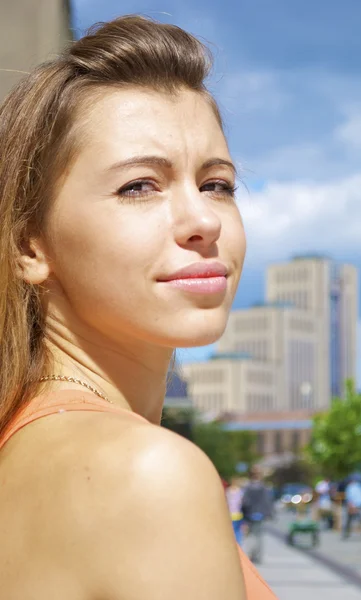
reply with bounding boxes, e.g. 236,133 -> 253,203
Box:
0,16 -> 276,598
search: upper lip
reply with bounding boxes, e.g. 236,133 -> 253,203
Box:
158,261 -> 228,281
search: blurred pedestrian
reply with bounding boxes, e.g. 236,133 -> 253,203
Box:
315,479 -> 333,529
342,475 -> 361,539
226,476 -> 244,546
242,466 -> 274,563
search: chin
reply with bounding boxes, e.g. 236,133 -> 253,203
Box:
165,313 -> 228,348
176,332 -> 221,348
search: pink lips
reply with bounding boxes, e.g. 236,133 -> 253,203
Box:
158,262 -> 228,294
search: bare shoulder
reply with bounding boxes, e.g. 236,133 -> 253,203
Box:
3,412 -> 245,599
69,418 -> 245,599
67,412 -> 227,516
3,407 -> 224,507
23,408 -> 223,495
48,410 -> 228,515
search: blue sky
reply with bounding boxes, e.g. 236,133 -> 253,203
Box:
71,1 -> 361,380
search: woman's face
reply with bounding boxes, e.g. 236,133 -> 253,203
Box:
43,88 -> 246,348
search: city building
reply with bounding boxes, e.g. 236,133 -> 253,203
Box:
220,411 -> 313,467
163,372 -> 193,440
267,256 -> 358,400
181,352 -> 281,416
182,256 -> 358,423
164,372 -> 192,409
218,304 -> 319,410
0,0 -> 72,102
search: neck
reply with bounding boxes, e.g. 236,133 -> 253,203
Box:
43,313 -> 173,424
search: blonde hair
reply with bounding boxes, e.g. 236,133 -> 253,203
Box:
0,15 -> 221,434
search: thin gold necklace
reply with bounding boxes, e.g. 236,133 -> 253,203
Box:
39,375 -> 112,404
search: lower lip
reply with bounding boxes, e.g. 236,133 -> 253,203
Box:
161,276 -> 227,294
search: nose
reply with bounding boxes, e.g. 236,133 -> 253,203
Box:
171,183 -> 222,251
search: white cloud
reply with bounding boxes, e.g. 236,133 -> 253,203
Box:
239,174 -> 361,264
250,142 -> 335,181
245,99 -> 361,182
217,66 -> 361,183
237,93 -> 361,263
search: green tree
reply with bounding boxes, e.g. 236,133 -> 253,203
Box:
306,380 -> 361,479
192,421 -> 258,480
161,407 -> 258,479
228,430 -> 259,472
270,458 -> 320,489
161,406 -> 194,440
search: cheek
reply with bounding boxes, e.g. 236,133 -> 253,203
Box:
47,208 -> 164,303
222,209 -> 246,261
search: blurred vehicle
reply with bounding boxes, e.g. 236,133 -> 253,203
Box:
280,483 -> 313,510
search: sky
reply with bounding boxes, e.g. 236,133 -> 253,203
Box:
71,0 -> 361,381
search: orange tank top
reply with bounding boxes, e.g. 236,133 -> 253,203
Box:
0,390 -> 277,599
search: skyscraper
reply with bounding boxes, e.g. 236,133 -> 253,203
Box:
183,256 -> 358,417
267,256 -> 358,402
218,304 -> 319,410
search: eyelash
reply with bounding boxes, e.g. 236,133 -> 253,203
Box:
114,179 -> 238,201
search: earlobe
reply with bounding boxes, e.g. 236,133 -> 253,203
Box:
17,238 -> 51,285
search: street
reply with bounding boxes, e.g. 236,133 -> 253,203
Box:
244,509 -> 361,599
257,532 -> 361,600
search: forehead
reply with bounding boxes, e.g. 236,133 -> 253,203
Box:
75,87 -> 229,168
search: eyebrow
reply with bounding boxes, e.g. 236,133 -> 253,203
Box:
201,158 -> 237,175
106,155 -> 237,175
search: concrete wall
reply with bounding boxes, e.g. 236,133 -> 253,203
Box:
0,0 -> 71,102
182,358 -> 281,416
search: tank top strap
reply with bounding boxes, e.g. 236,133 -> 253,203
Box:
238,547 -> 277,598
0,390 -> 147,451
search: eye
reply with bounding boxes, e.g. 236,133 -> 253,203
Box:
115,179 -> 157,199
200,180 -> 238,198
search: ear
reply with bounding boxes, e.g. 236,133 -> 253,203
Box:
17,237 -> 51,284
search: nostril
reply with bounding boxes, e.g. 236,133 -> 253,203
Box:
188,235 -> 203,242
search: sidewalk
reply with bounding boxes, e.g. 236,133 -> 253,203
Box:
271,510 -> 361,581
256,533 -> 361,600
312,524 -> 361,579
